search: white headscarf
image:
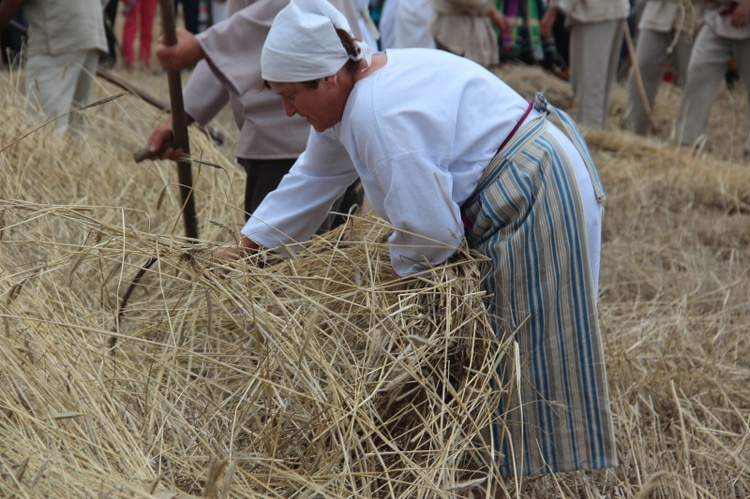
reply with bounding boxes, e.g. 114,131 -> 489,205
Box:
261,0 -> 372,83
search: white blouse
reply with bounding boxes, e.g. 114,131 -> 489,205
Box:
241,48 -> 533,276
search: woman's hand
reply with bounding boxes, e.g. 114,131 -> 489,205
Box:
210,237 -> 261,278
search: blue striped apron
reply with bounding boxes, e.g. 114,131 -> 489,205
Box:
462,93 -> 616,477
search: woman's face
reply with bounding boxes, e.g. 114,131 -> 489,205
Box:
269,76 -> 347,132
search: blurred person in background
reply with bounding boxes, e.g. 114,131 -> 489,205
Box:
430,0 -> 511,67
541,0 -> 630,130
0,0 -> 108,133
352,0 -> 380,52
101,0 -> 119,68
498,0 -> 570,79
211,0 -> 228,24
0,1 -> 25,68
626,0 -> 705,136
674,0 -> 750,154
378,0 -> 435,49
122,0 -> 159,71
175,0 -> 200,34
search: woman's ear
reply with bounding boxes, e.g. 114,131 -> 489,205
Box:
324,73 -> 340,89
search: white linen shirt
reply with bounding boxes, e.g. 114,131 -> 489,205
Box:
241,48 -> 532,276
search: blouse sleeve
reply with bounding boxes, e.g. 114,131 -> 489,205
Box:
240,130 -> 360,249
374,151 -> 464,277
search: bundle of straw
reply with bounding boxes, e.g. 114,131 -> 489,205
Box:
1,188 -> 506,497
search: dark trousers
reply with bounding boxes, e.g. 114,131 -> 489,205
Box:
174,0 -> 200,34
0,8 -> 25,66
238,158 -> 295,219
103,0 -> 120,63
237,157 -> 363,232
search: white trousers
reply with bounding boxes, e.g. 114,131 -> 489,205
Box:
673,26 -> 750,151
569,19 -> 625,130
627,28 -> 694,135
25,49 -> 100,132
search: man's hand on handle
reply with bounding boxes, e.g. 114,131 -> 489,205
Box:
156,26 -> 206,72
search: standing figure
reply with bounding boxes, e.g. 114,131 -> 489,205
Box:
627,0 -> 705,135
220,0 -> 617,486
0,0 -> 108,132
211,0 -> 228,24
498,0 -> 569,79
122,0 -> 159,71
542,0 -> 630,130
674,0 -> 750,153
0,4 -> 25,68
352,0 -> 380,53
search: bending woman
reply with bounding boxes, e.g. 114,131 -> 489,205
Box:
225,0 -> 617,481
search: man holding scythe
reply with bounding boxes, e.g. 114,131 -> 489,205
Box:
143,0 -> 363,224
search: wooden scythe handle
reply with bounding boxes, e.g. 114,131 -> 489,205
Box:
160,0 -> 199,239
12,15 -> 199,237
622,20 -> 658,135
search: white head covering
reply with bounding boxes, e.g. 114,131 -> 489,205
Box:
261,0 -> 372,83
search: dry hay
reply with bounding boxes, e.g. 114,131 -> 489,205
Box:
1,60 -> 750,498
0,71 -> 507,497
0,202 -> 503,497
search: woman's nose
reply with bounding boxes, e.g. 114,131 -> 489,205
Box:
282,99 -> 296,117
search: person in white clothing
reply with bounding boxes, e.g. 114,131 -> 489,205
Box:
430,0 -> 510,68
352,0 -> 380,52
379,0 -> 435,49
626,0 -> 705,135
0,0 -> 108,133
219,0 -> 616,486
211,0 -> 229,24
674,0 -> 750,153
541,0 -> 630,130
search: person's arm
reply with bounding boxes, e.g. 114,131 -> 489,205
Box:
155,26 -> 206,72
0,0 -> 24,30
487,5 -> 511,36
207,236 -> 260,278
239,131 -> 359,250
145,60 -> 229,160
540,5 -> 561,40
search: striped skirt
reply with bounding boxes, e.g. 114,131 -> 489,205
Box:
462,95 -> 617,477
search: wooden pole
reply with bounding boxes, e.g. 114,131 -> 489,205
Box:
10,17 -> 198,239
159,0 -> 199,240
622,20 -> 658,134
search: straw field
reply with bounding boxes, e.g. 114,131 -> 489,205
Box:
1,59 -> 749,498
